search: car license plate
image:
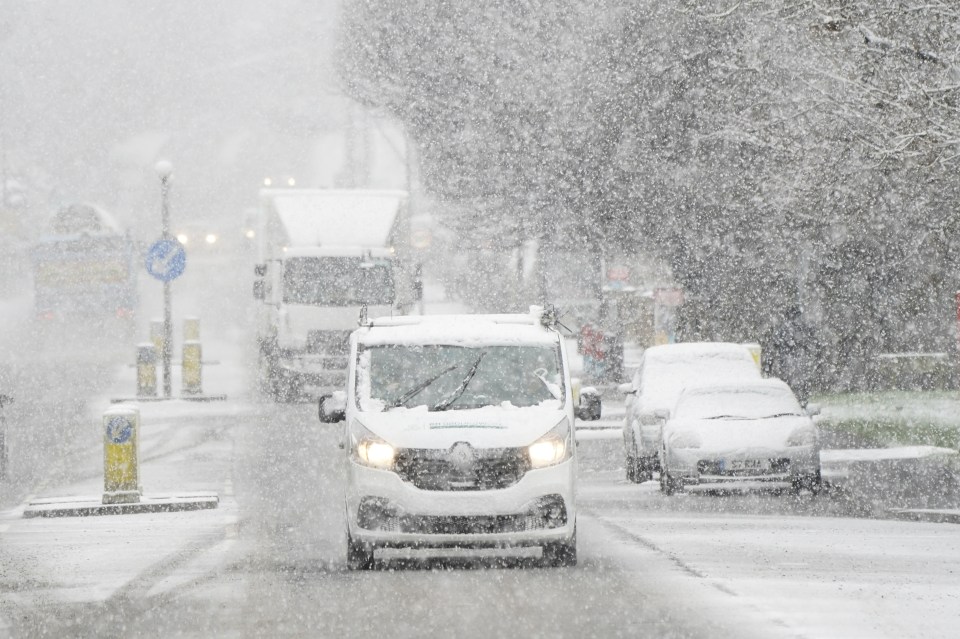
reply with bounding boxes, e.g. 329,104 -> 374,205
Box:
727,459 -> 766,471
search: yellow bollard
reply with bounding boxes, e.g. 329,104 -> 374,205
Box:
744,342 -> 762,372
182,340 -> 202,395
183,316 -> 200,342
137,343 -> 157,397
150,318 -> 165,357
102,406 -> 141,504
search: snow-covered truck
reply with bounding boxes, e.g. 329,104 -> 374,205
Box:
31,203 -> 138,320
254,189 -> 415,401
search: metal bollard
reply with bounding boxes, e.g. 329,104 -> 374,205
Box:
137,343 -> 158,397
183,316 -> 200,342
102,405 -> 141,504
182,340 -> 202,395
150,318 -> 165,357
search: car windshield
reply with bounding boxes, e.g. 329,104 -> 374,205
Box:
674,388 -> 803,421
357,344 -> 564,412
283,256 -> 394,305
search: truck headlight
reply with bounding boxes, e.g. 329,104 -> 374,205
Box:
351,422 -> 396,469
528,418 -> 571,469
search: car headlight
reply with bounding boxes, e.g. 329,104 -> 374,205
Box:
787,426 -> 818,447
350,421 -> 396,469
528,418 -> 571,469
668,430 -> 702,449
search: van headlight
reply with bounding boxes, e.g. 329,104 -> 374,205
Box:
528,418 -> 571,469
351,422 -> 396,469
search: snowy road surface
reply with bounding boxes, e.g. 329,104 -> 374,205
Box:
2,258 -> 959,638
2,388 -> 959,637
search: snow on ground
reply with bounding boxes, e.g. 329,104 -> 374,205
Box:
818,391 -> 960,429
593,506 -> 960,639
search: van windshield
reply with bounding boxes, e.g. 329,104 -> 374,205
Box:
357,344 -> 564,412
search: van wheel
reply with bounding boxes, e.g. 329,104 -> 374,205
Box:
347,533 -> 375,570
542,532 -> 577,568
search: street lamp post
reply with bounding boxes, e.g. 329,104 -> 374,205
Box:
155,160 -> 174,398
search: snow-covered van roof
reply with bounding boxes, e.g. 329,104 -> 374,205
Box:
261,189 -> 406,249
357,308 -> 561,347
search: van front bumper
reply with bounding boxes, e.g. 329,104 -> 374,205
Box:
346,458 -> 576,548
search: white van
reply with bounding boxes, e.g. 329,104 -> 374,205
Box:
320,308 -> 596,569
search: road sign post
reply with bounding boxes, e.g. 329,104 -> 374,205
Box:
150,161 -> 180,398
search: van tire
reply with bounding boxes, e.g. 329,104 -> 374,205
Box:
347,533 -> 375,570
542,531 -> 577,568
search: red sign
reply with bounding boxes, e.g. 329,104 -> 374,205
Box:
607,266 -> 629,281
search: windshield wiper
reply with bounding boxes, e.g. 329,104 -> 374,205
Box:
765,412 -> 803,418
389,363 -> 461,408
432,352 -> 487,411
533,367 -> 561,400
705,415 -> 749,420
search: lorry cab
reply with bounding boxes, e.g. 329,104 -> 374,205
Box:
254,189 -> 413,401
321,307 -> 584,569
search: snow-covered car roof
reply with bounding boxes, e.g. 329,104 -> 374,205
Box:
644,341 -> 756,364
356,312 -> 561,347
638,342 -> 761,409
676,377 -> 795,401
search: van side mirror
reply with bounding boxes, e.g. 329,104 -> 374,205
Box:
318,391 -> 347,423
575,387 -> 602,421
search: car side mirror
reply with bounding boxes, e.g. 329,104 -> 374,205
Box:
254,263 -> 267,277
318,391 -> 346,423
575,387 -> 602,421
653,408 -> 670,421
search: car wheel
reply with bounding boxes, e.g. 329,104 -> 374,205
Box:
625,455 -> 637,482
791,470 -> 822,496
541,531 -> 577,568
636,455 -> 655,482
659,456 -> 683,495
346,532 -> 375,570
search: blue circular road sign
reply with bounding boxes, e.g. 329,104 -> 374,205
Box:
106,416 -> 134,444
145,238 -> 187,282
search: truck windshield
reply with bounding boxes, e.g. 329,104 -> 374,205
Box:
283,257 -> 394,306
357,344 -> 565,412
